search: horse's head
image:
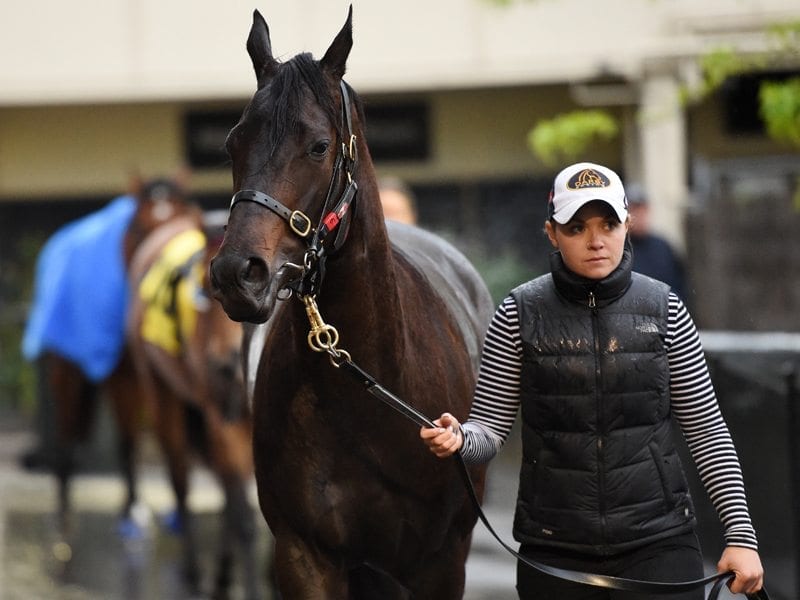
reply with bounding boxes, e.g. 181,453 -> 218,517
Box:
124,173 -> 200,264
209,8 -> 362,323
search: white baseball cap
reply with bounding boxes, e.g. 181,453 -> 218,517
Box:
548,162 -> 628,224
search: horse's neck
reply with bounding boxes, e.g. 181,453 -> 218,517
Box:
317,190 -> 404,346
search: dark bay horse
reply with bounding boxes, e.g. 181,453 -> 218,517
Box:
25,175 -> 200,536
19,176 -> 255,594
209,8 -> 494,598
126,210 -> 260,598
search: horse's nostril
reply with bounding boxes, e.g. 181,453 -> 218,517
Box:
242,257 -> 268,284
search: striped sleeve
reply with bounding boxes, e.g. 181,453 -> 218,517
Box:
666,293 -> 759,550
460,295 -> 522,464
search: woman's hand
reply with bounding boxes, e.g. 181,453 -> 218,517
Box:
717,546 -> 764,595
419,412 -> 463,458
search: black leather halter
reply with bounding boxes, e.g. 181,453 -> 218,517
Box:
228,80 -> 359,296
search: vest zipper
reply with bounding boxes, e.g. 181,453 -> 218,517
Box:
590,293 -> 607,546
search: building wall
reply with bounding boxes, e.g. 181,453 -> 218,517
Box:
0,103 -> 184,199
1,0 -> 798,332
3,1 -> 797,103
2,1 -> 798,214
0,85 -> 624,201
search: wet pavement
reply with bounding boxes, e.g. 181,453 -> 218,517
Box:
0,411 -> 274,600
0,413 -> 520,600
2,411 -> 783,600
4,352 -> 796,599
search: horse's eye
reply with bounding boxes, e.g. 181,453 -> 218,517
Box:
309,141 -> 330,158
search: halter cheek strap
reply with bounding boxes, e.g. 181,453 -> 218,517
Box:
228,80 -> 358,256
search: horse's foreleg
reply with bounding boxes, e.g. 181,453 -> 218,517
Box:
213,513 -> 235,600
209,477 -> 260,600
205,416 -> 259,600
214,479 -> 258,600
110,409 -> 142,539
104,353 -> 142,521
272,534 -> 349,599
403,533 -> 471,600
53,449 -> 74,535
47,354 -> 94,536
154,394 -> 201,592
118,435 -> 137,515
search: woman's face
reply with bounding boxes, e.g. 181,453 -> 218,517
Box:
545,200 -> 629,280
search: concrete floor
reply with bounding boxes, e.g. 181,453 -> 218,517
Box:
3,410 -> 771,600
0,412 -> 520,600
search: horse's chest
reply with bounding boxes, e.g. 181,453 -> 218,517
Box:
260,433 -> 394,543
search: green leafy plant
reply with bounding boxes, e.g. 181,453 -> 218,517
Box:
0,234 -> 45,413
759,77 -> 800,146
527,110 -> 619,166
469,249 -> 535,304
679,46 -> 765,105
680,20 -> 800,150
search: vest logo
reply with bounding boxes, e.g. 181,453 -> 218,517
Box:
567,168 -> 610,191
636,322 -> 659,334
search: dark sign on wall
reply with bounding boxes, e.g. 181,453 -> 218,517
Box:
184,101 -> 430,169
363,102 -> 429,162
184,109 -> 241,169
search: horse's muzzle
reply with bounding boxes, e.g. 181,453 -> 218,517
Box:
209,253 -> 273,323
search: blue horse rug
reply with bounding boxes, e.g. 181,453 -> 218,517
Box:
21,195 -> 137,382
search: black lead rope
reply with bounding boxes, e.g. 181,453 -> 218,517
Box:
338,359 -> 770,600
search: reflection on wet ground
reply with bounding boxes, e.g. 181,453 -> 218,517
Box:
4,509 -> 278,600
4,413 -> 773,600
0,421 -> 272,600
0,417 -> 520,600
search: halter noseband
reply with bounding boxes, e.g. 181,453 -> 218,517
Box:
228,80 -> 359,297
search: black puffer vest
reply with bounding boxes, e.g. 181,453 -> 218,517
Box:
510,245 -> 695,555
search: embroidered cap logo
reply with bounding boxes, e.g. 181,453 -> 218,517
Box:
567,168 -> 610,191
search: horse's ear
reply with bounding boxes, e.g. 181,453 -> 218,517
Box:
247,10 -> 279,87
320,5 -> 352,80
127,169 -> 144,200
172,165 -> 192,194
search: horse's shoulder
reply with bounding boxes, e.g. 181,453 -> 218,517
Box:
386,221 -> 485,292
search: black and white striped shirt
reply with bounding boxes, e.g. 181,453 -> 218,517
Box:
461,292 -> 758,550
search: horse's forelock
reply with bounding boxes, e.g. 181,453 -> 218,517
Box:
264,53 -> 341,154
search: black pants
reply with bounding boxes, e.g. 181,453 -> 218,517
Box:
516,532 -> 704,600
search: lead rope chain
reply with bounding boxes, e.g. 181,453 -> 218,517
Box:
302,294 -> 351,367
297,291 -> 768,600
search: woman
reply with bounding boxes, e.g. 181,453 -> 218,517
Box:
420,162 -> 764,599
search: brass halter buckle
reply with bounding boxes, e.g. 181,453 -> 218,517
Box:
290,210 -> 312,238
